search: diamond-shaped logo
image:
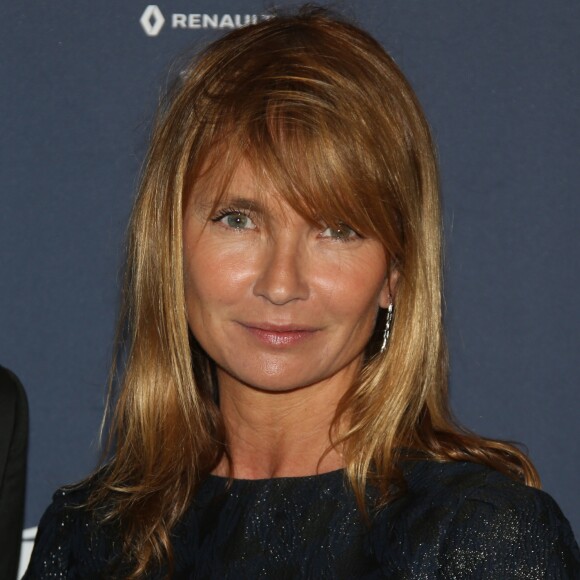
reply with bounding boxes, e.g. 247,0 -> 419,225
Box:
140,5 -> 165,37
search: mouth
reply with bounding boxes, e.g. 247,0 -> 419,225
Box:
238,322 -> 319,346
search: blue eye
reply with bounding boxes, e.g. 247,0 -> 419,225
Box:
225,213 -> 253,229
212,210 -> 257,230
320,223 -> 357,240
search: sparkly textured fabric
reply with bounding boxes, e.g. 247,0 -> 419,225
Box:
24,461 -> 580,579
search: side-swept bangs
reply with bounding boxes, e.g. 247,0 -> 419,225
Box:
167,14 -> 433,268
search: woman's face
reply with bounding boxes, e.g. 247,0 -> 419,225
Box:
183,162 -> 394,394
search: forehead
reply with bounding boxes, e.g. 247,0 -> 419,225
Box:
190,159 -> 273,203
185,142 -> 387,239
189,157 -> 315,221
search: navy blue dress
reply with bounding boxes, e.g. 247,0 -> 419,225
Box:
24,461 -> 580,578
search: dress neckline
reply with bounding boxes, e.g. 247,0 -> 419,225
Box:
206,467 -> 345,485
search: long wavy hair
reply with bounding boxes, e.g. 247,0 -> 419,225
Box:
90,5 -> 540,577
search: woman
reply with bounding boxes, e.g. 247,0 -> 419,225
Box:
25,6 -> 579,579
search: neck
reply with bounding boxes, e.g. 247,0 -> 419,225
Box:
213,371 -> 354,479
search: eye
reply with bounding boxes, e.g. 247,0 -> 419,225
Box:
319,223 -> 358,241
212,209 -> 257,231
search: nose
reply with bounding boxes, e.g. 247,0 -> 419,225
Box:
252,236 -> 310,305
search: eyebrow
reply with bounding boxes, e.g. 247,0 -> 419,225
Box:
195,195 -> 266,216
221,196 -> 265,213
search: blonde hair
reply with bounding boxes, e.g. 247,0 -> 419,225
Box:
91,6 -> 539,576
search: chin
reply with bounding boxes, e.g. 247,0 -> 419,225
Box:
218,363 -> 328,394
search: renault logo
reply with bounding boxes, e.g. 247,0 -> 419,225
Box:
140,5 -> 165,37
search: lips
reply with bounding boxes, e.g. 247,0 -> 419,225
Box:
238,322 -> 319,346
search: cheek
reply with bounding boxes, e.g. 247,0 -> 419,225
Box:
315,250 -> 388,319
183,239 -> 256,314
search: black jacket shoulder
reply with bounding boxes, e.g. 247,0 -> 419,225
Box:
0,365 -> 28,580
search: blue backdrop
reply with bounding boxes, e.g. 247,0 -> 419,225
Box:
1,0 -> 578,570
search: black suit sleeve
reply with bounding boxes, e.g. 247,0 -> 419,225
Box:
0,366 -> 29,580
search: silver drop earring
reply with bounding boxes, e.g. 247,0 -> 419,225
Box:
380,303 -> 394,354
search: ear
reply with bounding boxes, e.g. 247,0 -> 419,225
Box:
378,260 -> 399,309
